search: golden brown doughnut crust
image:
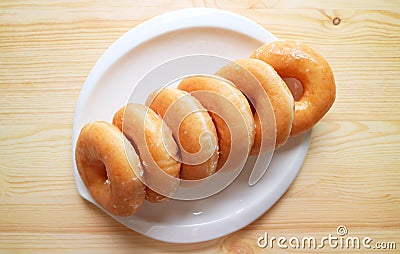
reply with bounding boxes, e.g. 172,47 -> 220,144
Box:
75,121 -> 145,217
251,40 -> 336,136
146,87 -> 219,180
217,58 -> 294,153
178,76 -> 255,170
113,104 -> 181,203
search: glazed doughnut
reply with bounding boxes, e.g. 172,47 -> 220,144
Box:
113,104 -> 181,203
216,58 -> 294,154
178,75 -> 255,170
146,87 -> 219,180
75,121 -> 145,217
251,40 -> 336,136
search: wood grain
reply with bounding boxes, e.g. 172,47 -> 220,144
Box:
1,0 -> 399,253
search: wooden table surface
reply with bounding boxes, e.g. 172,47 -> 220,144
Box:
1,1 -> 399,253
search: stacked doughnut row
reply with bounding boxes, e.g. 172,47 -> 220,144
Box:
75,40 -> 336,216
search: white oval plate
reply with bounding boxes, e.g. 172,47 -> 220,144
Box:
72,8 -> 311,243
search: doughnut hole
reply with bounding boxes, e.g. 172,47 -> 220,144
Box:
78,157 -> 108,187
244,94 -> 256,115
283,78 -> 304,101
91,160 -> 108,185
